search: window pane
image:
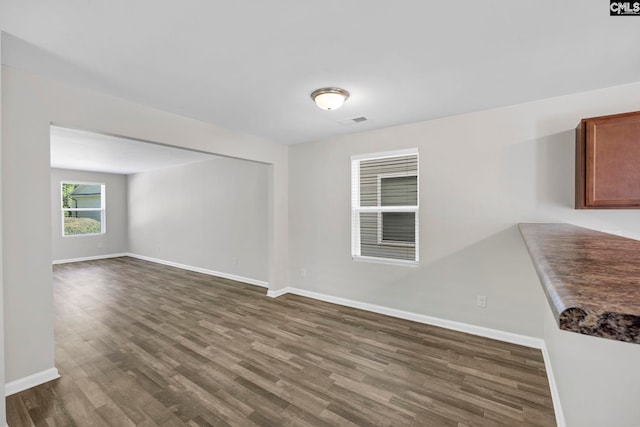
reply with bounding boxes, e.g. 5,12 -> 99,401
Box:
359,212 -> 416,261
382,212 -> 415,242
64,211 -> 102,236
67,184 -> 102,209
381,176 -> 417,206
359,155 -> 418,207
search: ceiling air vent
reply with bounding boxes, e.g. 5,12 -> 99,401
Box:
337,116 -> 368,125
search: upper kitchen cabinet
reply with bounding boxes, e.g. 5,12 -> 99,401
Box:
576,111 -> 640,209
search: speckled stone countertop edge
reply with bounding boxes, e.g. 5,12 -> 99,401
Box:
518,224 -> 571,321
518,223 -> 640,345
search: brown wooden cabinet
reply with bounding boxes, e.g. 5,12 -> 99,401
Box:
575,111 -> 640,209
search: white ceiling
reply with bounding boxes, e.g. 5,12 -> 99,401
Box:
50,126 -> 218,175
2,1 -> 640,145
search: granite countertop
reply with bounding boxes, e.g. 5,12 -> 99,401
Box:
519,223 -> 640,344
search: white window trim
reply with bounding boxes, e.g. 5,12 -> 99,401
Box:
351,147 -> 419,162
351,148 -> 419,266
61,181 -> 106,237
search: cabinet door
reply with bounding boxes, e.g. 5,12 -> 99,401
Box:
586,113 -> 640,207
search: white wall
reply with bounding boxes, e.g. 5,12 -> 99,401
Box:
0,31 -> 6,427
289,82 -> 640,425
1,65 -> 288,387
2,68 -> 55,387
51,168 -> 128,261
128,157 -> 269,283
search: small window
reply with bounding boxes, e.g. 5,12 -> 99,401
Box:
61,182 -> 105,236
351,149 -> 419,264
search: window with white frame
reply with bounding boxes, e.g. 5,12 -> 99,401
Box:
351,149 -> 419,264
61,182 -> 105,236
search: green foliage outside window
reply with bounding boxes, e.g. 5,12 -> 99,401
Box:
62,183 -> 77,215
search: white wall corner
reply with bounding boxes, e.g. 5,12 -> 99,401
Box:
5,367 -> 60,396
541,342 -> 566,427
266,287 -> 292,298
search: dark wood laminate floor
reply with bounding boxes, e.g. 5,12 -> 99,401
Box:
6,257 -> 556,426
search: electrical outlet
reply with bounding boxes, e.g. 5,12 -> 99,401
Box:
300,268 -> 306,277
232,257 -> 238,265
477,295 -> 487,308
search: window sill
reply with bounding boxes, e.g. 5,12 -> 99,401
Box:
352,256 -> 419,267
63,233 -> 105,238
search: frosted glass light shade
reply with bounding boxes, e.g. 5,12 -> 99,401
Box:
311,87 -> 349,111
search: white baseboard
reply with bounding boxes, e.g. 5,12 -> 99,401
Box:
5,367 -> 60,396
541,342 -> 566,427
126,253 -> 269,288
52,253 -> 128,264
268,287 -> 544,349
266,287 -> 291,298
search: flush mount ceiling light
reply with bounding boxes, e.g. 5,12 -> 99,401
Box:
311,87 -> 350,111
